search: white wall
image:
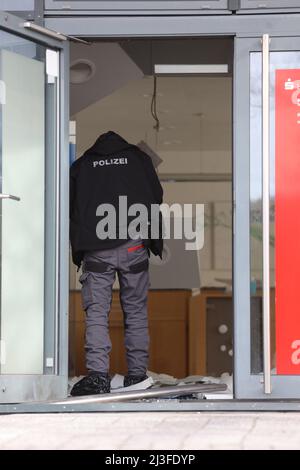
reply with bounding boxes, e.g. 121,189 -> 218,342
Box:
70,72 -> 233,289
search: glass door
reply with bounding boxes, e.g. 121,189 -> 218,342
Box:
0,12 -> 69,402
234,35 -> 300,398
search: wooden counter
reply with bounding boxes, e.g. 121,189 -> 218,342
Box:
69,288 -> 275,378
69,289 -> 191,378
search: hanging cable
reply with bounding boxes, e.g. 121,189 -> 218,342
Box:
151,76 -> 160,131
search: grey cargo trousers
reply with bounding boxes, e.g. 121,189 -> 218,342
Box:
79,239 -> 150,375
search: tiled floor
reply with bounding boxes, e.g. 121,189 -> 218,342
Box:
0,412 -> 300,449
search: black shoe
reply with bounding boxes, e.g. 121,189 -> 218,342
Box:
124,374 -> 148,388
70,372 -> 111,397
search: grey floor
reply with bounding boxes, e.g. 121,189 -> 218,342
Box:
0,412 -> 300,449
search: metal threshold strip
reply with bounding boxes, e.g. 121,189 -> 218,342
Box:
2,399 -> 300,414
46,383 -> 227,405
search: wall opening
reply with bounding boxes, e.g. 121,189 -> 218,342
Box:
68,37 -> 234,401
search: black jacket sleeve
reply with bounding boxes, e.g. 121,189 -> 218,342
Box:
135,148 -> 164,258
70,159 -> 80,219
137,149 -> 163,204
69,159 -> 84,268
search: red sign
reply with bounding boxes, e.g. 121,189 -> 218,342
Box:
276,69 -> 300,374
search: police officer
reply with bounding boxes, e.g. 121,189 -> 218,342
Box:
69,131 -> 163,396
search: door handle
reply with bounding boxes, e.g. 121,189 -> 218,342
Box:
262,34 -> 272,395
0,194 -> 21,201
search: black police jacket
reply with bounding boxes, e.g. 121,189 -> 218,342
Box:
70,131 -> 164,268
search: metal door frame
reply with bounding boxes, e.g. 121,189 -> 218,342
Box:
44,11 -> 300,409
1,9 -> 300,410
0,10 -> 69,402
45,11 -> 300,38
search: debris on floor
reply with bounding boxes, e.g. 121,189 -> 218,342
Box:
147,371 -> 233,400
68,371 -> 232,400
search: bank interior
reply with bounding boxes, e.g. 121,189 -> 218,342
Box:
68,37 -> 236,400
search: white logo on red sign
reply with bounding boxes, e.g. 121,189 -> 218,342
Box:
284,78 -> 300,106
291,340 -> 300,365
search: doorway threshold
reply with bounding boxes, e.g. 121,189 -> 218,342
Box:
1,398 -> 300,413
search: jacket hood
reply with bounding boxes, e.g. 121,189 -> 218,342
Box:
85,131 -> 131,156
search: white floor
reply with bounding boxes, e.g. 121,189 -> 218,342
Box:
0,412 -> 300,450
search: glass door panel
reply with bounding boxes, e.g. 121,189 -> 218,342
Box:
0,45 -> 46,375
250,49 -> 300,378
0,12 -> 68,403
235,35 -> 300,398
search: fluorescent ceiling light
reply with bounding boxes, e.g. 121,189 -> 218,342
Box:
154,64 -> 229,75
